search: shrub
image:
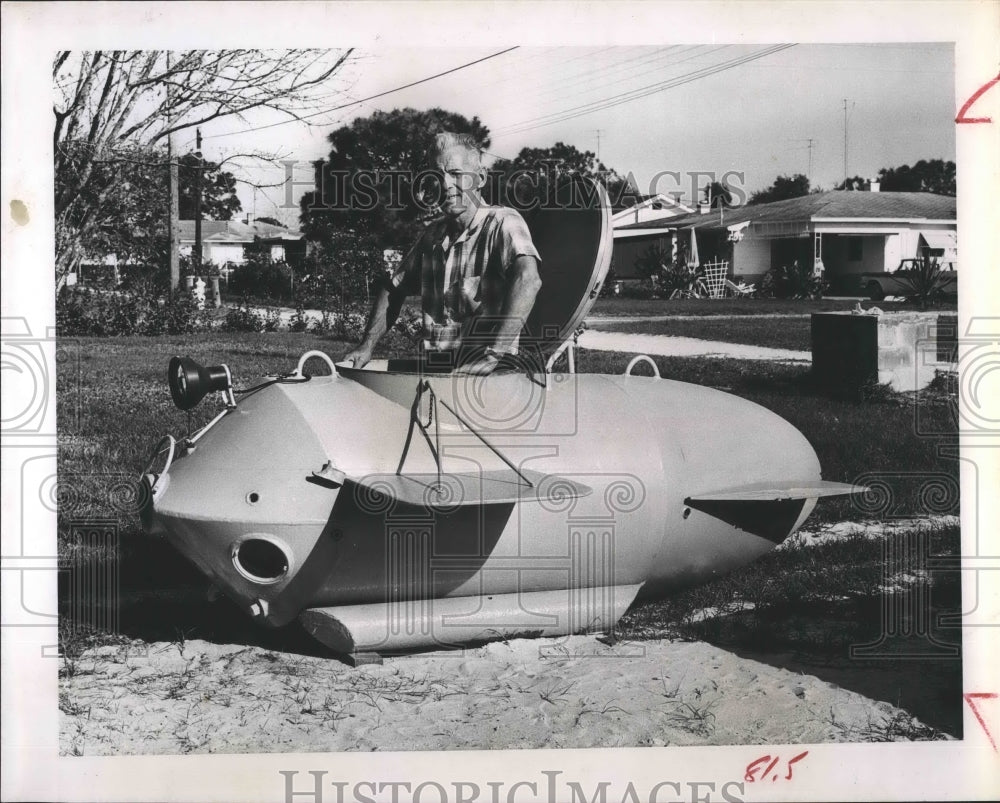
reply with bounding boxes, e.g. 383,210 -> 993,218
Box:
759,261 -> 826,299
634,242 -> 707,298
310,309 -> 337,336
145,291 -> 205,335
55,285 -> 207,336
288,304 -> 311,333
332,303 -> 369,341
261,307 -> 283,332
634,243 -> 671,293
661,262 -> 707,297
227,248 -> 295,302
221,297 -> 267,332
899,256 -> 947,309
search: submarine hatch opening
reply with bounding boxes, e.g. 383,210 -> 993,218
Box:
233,538 -> 290,584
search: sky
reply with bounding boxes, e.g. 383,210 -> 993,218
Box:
192,43 -> 956,226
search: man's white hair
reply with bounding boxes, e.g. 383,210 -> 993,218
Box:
429,132 -> 483,167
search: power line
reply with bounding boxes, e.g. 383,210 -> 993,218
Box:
493,44 -> 794,138
470,46 -> 621,94
486,45 -> 723,124
488,46 -> 694,108
493,45 -> 733,135
494,45 -> 793,137
202,47 -> 520,141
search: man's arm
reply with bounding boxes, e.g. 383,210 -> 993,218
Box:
344,241 -> 420,368
343,284 -> 401,368
494,254 -> 542,353
455,254 -> 541,376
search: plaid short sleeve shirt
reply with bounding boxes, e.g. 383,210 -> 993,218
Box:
389,206 -> 541,352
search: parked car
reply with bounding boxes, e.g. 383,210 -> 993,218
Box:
859,259 -> 958,301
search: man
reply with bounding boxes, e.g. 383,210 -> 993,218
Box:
344,132 -> 542,375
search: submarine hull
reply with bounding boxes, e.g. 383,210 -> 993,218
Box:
145,364 -> 836,649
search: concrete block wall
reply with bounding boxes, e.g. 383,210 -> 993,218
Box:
812,311 -> 957,393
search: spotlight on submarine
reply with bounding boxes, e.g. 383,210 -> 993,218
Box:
140,179 -> 863,662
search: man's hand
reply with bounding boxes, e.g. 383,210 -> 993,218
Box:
343,345 -> 373,369
454,353 -> 500,376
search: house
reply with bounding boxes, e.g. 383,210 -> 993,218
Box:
612,189 -> 957,293
178,218 -> 306,268
611,193 -> 694,228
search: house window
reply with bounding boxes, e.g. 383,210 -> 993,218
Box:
847,237 -> 863,261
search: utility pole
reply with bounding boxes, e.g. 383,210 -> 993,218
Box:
593,129 -> 604,163
167,52 -> 181,292
194,128 -> 203,275
843,98 -> 849,186
806,138 -> 815,182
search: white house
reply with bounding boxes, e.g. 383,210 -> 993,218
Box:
611,193 -> 694,229
178,219 -> 306,267
612,190 -> 957,292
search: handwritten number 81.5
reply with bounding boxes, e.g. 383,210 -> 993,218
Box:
744,750 -> 809,783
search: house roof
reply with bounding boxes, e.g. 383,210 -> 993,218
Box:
615,191 -> 956,233
178,220 -> 303,243
613,192 -> 694,216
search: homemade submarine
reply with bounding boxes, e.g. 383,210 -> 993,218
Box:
140,179 -> 861,660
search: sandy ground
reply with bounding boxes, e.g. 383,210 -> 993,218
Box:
60,633 -> 944,756
782,515 -> 959,549
60,518 -> 957,755
575,330 -> 811,361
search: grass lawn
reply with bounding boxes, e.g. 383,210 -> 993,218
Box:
588,316 -> 814,350
574,348 -> 958,525
589,296 -> 958,318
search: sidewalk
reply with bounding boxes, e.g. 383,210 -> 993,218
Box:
585,313 -> 811,324
576,330 -> 811,362
245,304 -> 812,362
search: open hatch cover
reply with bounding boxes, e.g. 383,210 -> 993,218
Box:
519,176 -> 613,361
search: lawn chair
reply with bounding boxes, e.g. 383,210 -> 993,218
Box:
724,279 -> 756,298
701,259 -> 729,299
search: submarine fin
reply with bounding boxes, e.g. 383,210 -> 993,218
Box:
687,480 -> 865,503
684,480 -> 866,544
301,584 -> 643,655
346,469 -> 592,509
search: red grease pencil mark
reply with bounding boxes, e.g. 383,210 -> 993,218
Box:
745,751 -> 809,783
964,693 -> 998,751
956,74 -> 999,124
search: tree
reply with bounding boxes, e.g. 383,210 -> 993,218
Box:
747,174 -> 812,205
53,49 -> 353,289
254,216 -> 286,228
704,181 -> 735,208
835,160 -> 956,195
55,140 -> 169,276
54,146 -> 244,286
877,159 -> 955,196
487,142 -> 635,212
178,153 -> 242,221
836,175 -> 871,191
300,107 -> 491,249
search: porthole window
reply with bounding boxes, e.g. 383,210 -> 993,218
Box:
232,538 -> 289,584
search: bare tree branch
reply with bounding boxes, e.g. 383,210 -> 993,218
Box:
53,48 -> 353,283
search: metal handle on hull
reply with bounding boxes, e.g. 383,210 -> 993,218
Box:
625,354 -> 660,378
141,434 -> 176,494
295,350 -> 338,378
